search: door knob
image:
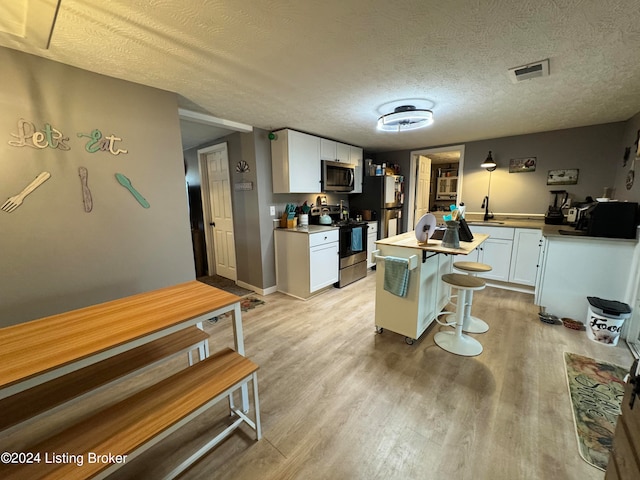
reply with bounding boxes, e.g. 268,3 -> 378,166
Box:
209,222 -> 215,227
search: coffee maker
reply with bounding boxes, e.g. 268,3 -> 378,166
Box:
544,190 -> 568,225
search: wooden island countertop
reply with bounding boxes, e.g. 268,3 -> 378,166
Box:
375,231 -> 489,255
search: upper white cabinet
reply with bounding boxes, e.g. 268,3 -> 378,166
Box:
271,129 -> 321,193
320,138 -> 351,162
272,129 -> 363,194
320,138 -> 337,161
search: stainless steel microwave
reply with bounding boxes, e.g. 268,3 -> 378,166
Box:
321,160 -> 355,192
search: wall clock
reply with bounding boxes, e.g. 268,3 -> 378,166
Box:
236,160 -> 250,173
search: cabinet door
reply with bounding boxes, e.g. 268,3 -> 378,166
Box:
310,243 -> 339,291
477,239 -> 512,282
509,229 -> 543,286
320,138 -> 337,161
289,131 -> 321,192
336,143 -> 351,162
350,146 -> 363,193
367,233 -> 377,268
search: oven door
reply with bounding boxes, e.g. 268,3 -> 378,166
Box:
338,224 -> 368,267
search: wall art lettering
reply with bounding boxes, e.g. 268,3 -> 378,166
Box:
77,129 -> 128,155
8,119 -> 70,151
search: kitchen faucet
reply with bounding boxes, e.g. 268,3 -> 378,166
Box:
481,196 -> 493,221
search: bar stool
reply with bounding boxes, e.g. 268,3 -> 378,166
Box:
452,261 -> 492,334
434,273 -> 486,356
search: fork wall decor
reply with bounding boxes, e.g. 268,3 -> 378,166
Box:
1,172 -> 51,213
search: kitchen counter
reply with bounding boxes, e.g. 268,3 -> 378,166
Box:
275,225 -> 338,234
375,231 -> 489,255
462,213 -> 545,229
541,224 -> 639,242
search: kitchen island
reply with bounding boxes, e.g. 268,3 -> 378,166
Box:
373,232 -> 488,343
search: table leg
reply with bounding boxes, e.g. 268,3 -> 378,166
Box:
231,303 -> 250,412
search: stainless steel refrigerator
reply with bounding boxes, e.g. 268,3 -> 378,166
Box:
350,174 -> 404,239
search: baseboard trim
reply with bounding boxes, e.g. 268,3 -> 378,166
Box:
236,280 -> 277,296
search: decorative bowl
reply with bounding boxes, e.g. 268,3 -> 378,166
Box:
561,317 -> 585,330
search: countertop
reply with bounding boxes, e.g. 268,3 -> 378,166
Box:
375,231 -> 489,255
275,225 -> 338,234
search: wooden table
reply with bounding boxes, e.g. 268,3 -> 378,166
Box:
0,280 -> 245,403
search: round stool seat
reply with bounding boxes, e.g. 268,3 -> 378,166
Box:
441,273 -> 486,290
435,273 -> 486,357
453,261 -> 492,273
452,262 -> 491,334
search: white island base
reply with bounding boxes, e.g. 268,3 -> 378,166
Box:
373,232 -> 489,344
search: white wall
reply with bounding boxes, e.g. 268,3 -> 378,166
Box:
0,48 -> 194,326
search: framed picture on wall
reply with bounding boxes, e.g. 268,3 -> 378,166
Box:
547,169 -> 579,185
509,157 -> 536,173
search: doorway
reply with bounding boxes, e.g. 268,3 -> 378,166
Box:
198,142 -> 237,281
408,145 -> 465,228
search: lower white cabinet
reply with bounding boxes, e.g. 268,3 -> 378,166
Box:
366,221 -> 378,268
467,226 -> 542,287
509,229 -> 543,286
275,228 -> 339,299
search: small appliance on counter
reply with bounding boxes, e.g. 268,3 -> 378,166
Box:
576,201 -> 639,239
544,190 -> 568,225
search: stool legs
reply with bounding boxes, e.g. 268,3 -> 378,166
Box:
434,289 -> 483,356
461,288 -> 489,334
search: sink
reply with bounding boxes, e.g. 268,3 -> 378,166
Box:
467,221 -> 505,226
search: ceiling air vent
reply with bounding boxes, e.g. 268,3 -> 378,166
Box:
508,59 -> 549,84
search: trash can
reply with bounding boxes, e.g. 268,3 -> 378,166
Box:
586,296 -> 632,346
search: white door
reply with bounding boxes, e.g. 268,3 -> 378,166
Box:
199,143 -> 237,280
414,155 -> 431,226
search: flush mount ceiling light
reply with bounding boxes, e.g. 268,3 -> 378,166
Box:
377,105 -> 434,132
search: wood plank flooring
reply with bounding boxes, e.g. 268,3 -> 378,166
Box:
5,270 -> 634,479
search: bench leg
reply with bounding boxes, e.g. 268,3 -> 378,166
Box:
252,372 -> 262,440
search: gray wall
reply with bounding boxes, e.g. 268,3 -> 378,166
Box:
613,111 -> 640,202
374,122 -> 627,230
0,48 -> 194,326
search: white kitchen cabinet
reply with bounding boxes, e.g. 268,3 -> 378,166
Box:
320,139 -> 350,162
468,226 -> 514,283
337,142 -> 351,162
509,228 -> 543,286
275,228 -> 339,299
466,225 -> 542,287
271,129 -> 321,193
366,221 -> 378,268
320,138 -> 337,161
350,146 -> 363,194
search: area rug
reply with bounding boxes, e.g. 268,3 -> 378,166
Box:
207,296 -> 265,324
564,352 -> 628,471
197,275 -> 253,297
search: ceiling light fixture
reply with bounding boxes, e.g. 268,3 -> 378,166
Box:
377,105 -> 434,132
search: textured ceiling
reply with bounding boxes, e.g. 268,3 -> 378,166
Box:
1,0 -> 640,152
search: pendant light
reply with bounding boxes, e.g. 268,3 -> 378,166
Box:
377,105 -> 434,132
480,151 -> 496,171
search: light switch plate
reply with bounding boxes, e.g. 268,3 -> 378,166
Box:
270,205 -> 276,216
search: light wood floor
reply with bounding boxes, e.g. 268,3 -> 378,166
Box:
7,270 -> 635,479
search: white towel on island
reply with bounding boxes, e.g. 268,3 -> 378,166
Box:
383,256 -> 410,297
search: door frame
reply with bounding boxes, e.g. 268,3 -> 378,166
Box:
197,142 -> 236,279
407,144 -> 466,229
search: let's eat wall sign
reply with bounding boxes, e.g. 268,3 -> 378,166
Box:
8,118 -> 128,155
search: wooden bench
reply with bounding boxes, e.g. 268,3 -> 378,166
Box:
0,326 -> 209,432
0,348 -> 261,480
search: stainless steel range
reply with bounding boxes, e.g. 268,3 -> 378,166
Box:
310,206 -> 369,288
